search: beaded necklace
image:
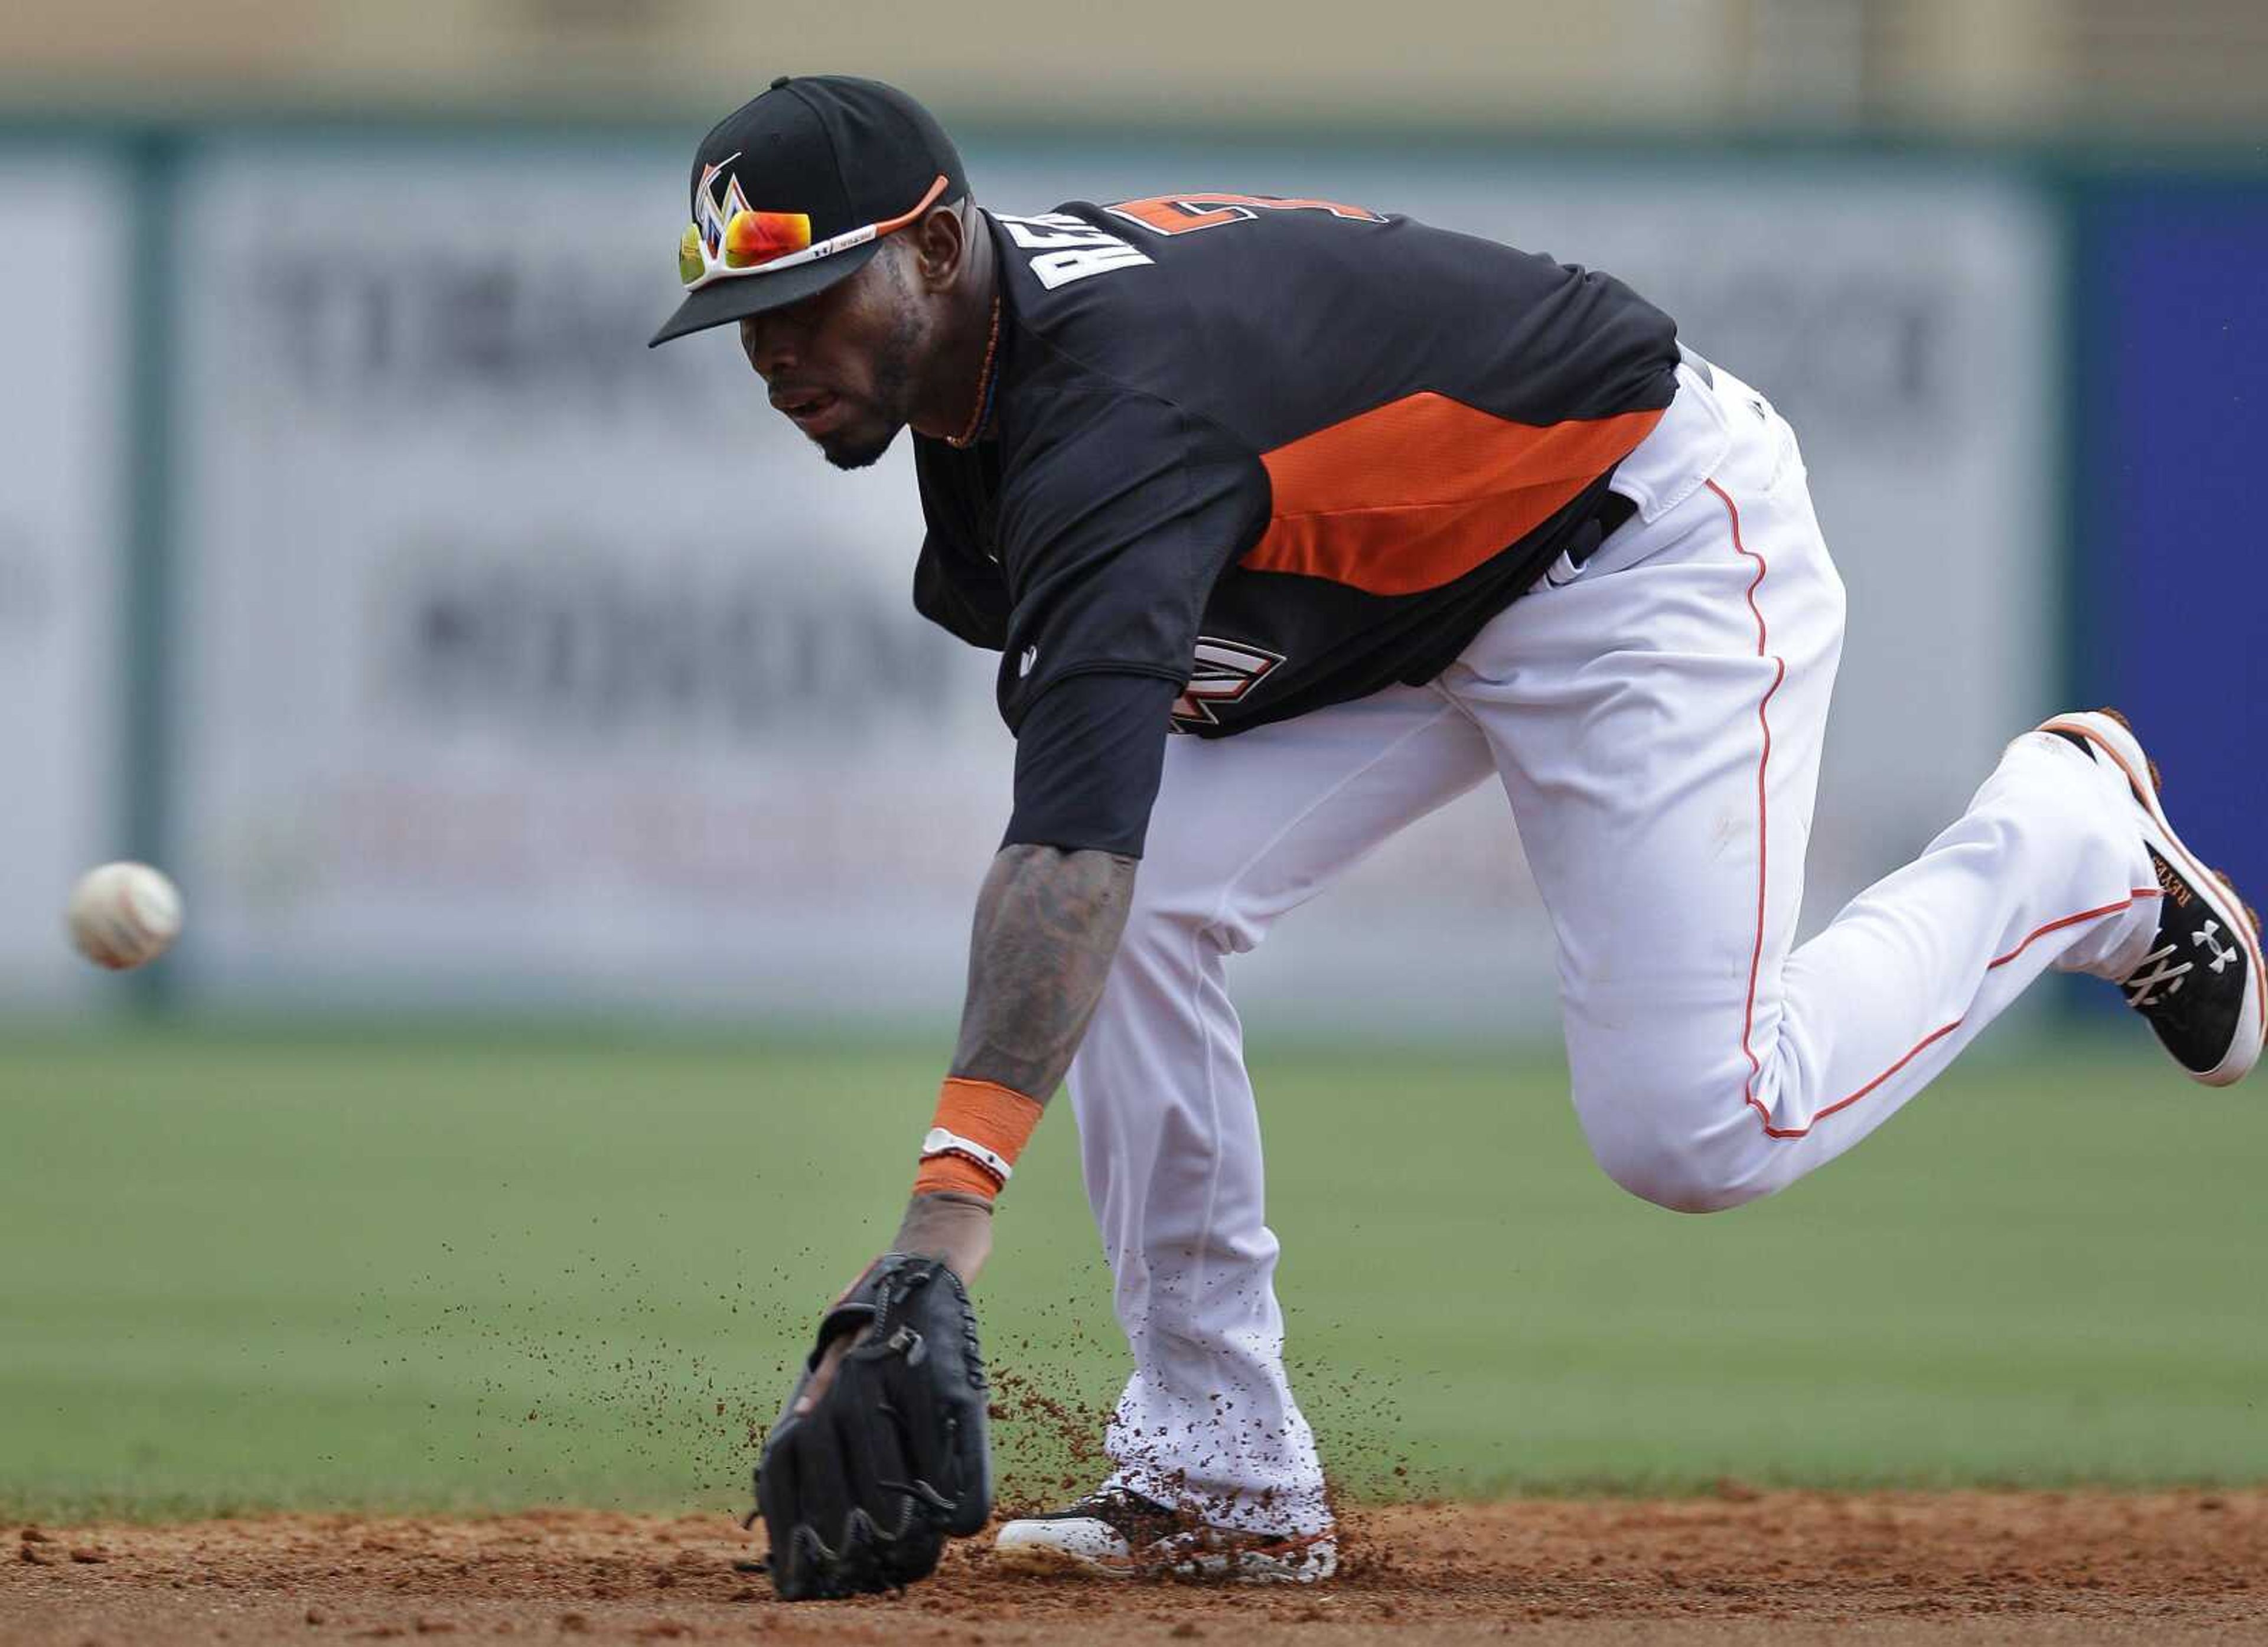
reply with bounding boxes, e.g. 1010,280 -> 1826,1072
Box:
944,294 -> 1003,449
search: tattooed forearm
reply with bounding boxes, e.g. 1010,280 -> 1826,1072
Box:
888,845 -> 1131,1283
948,843 -> 1138,1101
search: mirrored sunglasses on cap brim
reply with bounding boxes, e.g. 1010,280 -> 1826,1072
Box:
679,174 -> 951,292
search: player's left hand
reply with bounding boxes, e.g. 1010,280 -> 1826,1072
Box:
753,1255 -> 993,1599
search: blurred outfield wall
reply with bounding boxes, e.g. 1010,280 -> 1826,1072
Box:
0,124 -> 2251,1032
0,154 -> 126,1010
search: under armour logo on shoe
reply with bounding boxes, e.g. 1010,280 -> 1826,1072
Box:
2194,920 -> 2239,974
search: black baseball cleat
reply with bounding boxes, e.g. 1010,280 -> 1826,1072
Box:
2038,709 -> 2264,1086
992,1486 -> 1338,1583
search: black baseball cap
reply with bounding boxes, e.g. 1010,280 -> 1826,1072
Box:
649,74 -> 968,348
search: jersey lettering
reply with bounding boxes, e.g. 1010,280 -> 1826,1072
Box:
1106,193 -> 1386,237
995,212 -> 1155,289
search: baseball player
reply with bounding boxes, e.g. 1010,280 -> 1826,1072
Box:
651,76 -> 2263,1596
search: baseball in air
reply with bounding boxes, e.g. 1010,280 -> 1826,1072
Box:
66,862 -> 183,971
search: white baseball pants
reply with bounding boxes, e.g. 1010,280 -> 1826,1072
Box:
1062,357 -> 2164,1533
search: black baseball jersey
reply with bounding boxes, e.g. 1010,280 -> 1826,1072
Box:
910,192 -> 1682,856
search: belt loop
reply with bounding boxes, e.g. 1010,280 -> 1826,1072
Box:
1677,341 -> 1715,389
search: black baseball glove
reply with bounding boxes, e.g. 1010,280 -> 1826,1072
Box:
752,1254 -> 993,1599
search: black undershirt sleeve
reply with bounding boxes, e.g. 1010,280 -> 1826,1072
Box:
1003,671 -> 1181,859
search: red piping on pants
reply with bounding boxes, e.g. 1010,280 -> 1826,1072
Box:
1714,478 -> 1793,1138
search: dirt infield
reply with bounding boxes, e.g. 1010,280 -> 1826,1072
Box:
6,1491 -> 2266,1645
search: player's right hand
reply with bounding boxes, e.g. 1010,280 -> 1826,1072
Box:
753,1254 -> 993,1599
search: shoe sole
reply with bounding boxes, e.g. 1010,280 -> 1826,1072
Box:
993,1527 -> 1338,1585
2036,708 -> 2264,1086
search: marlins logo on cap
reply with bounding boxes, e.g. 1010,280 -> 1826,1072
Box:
677,154 -> 814,285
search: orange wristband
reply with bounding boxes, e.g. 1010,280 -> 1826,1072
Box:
913,1076 -> 1044,1201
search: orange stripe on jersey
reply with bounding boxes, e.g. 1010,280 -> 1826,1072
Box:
1246,394 -> 1664,597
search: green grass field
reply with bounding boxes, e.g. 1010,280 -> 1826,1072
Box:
2,1022 -> 2264,1524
